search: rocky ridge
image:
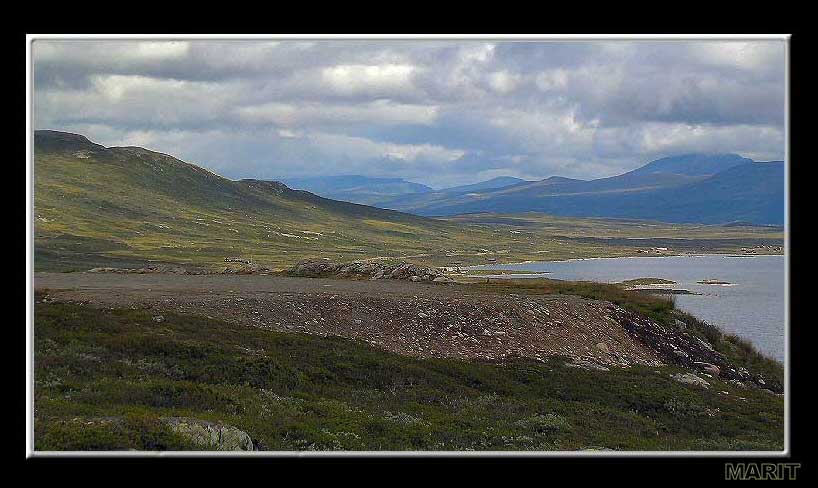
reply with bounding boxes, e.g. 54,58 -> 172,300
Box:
286,260 -> 452,282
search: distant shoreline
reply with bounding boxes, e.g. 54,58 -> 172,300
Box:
466,252 -> 784,269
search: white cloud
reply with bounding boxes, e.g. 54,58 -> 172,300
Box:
321,64 -> 419,96
134,42 -> 190,60
309,132 -> 465,163
594,122 -> 785,161
488,70 -> 521,94
277,129 -> 302,139
534,69 -> 569,91
236,99 -> 439,127
691,41 -> 785,72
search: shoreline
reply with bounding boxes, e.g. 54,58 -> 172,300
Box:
466,252 -> 785,269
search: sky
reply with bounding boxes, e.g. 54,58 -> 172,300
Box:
33,38 -> 787,189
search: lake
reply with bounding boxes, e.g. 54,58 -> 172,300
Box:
470,254 -> 785,361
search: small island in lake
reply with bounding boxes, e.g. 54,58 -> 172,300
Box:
620,277 -> 678,286
697,279 -> 734,285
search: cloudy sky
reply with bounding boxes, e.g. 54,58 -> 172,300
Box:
33,38 -> 786,188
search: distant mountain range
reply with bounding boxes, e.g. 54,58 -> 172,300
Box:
279,175 -> 529,206
283,154 -> 784,225
37,129 -> 785,234
279,175 -> 434,206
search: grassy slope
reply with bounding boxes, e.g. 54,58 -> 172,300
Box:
34,297 -> 783,451
33,132 -> 783,272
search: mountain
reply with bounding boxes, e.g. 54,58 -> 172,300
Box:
378,154 -> 784,225
33,131 -> 473,271
281,174 -> 534,207
439,176 -> 531,193
279,175 -> 433,206
628,153 -> 754,176
366,176 -> 531,211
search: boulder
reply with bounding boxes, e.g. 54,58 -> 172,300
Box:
566,359 -> 610,371
693,361 -> 721,376
671,372 -> 710,389
162,417 -> 253,451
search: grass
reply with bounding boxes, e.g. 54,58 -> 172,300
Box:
34,294 -> 783,452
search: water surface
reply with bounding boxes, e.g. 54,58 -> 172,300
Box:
471,255 -> 785,361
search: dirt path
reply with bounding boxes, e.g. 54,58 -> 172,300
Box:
35,272 -> 485,298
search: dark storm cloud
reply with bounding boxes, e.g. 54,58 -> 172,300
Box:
33,38 -> 786,187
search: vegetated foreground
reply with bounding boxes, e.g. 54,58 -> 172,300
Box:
34,273 -> 783,451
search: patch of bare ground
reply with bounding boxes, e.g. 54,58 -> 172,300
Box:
33,272 -> 767,389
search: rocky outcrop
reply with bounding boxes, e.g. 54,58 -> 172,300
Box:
286,260 -> 448,282
609,305 -> 780,392
162,417 -> 254,451
220,263 -> 273,274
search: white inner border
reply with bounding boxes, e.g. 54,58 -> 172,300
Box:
26,33 -> 791,458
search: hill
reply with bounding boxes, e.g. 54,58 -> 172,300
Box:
279,175 -> 433,206
281,174 -> 532,207
629,153 -> 753,176
34,293 -> 783,451
440,176 -> 531,193
33,131 -> 465,271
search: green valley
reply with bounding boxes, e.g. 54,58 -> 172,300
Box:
33,131 -> 783,272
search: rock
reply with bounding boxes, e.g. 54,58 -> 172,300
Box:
693,361 -> 720,375
432,276 -> 453,283
287,260 -> 444,282
88,267 -> 116,273
566,359 -> 610,371
152,315 -> 165,323
671,372 -> 710,388
162,417 -> 253,451
694,336 -> 715,352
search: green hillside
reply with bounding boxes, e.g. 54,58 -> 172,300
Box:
34,296 -> 783,451
33,131 -> 783,272
33,131 -> 464,271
